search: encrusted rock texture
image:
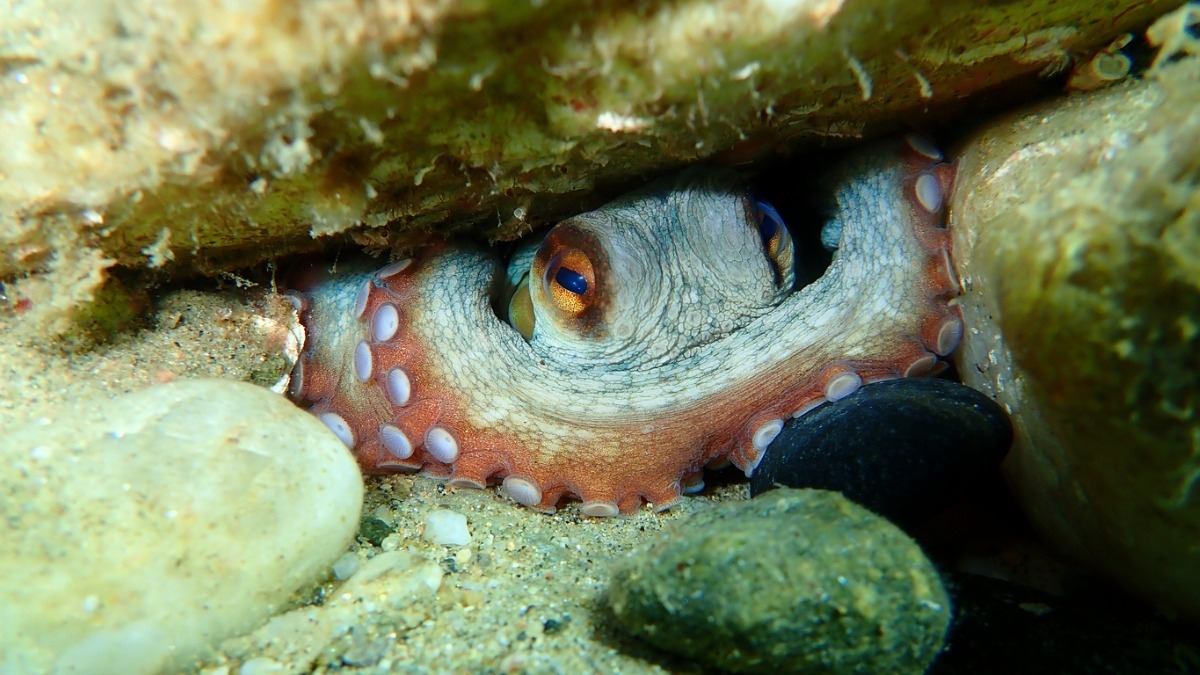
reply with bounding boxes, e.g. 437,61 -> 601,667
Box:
606,488 -> 951,674
951,46 -> 1200,621
0,0 -> 1179,334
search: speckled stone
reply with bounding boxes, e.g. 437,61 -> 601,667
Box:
605,488 -> 950,674
750,378 -> 1012,527
0,379 -> 364,675
950,54 -> 1200,621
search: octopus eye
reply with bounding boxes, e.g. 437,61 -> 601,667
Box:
554,266 -> 589,295
529,224 -> 607,336
543,247 -> 595,315
755,200 -> 787,256
753,199 -> 794,280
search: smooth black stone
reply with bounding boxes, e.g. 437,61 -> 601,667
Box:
748,377 -> 1012,526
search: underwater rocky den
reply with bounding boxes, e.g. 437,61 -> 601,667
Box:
1,1 -> 1199,674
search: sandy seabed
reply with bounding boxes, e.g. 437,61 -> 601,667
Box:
0,286 -> 743,674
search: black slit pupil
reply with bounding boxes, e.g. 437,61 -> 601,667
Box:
756,200 -> 782,245
555,266 -> 588,294
759,215 -> 778,242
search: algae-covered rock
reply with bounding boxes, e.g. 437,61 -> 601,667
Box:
605,488 -> 950,674
950,44 -> 1200,620
0,379 -> 364,674
0,0 -> 1178,335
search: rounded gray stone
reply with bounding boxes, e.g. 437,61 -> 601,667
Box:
605,488 -> 950,674
0,379 -> 364,675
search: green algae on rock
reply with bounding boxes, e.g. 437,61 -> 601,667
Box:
0,379 -> 364,675
605,488 -> 950,674
0,0 -> 1180,336
950,48 -> 1200,621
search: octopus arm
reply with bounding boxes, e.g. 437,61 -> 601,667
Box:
289,135 -> 961,515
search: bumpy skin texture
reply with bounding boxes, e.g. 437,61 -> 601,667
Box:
288,136 -> 961,515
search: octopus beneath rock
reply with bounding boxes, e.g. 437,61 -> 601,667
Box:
286,135 -> 962,516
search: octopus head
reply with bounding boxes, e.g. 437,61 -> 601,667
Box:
522,169 -> 796,367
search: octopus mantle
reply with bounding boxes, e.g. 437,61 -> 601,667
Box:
287,136 -> 962,516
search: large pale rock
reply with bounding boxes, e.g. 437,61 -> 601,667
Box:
950,54 -> 1200,619
0,379 -> 364,674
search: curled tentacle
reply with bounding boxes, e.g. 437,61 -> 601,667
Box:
288,135 -> 962,515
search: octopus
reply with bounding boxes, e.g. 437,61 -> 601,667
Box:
286,135 -> 961,516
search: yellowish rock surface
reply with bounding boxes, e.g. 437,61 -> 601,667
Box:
0,379 -> 364,674
0,0 -> 1175,334
951,53 -> 1200,619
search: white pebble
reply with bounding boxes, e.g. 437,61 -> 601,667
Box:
380,532 -> 403,551
423,509 -> 471,546
371,505 -> 394,523
240,657 -> 284,675
332,553 -> 361,581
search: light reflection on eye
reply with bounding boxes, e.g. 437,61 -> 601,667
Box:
755,200 -> 787,255
554,266 -> 589,295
